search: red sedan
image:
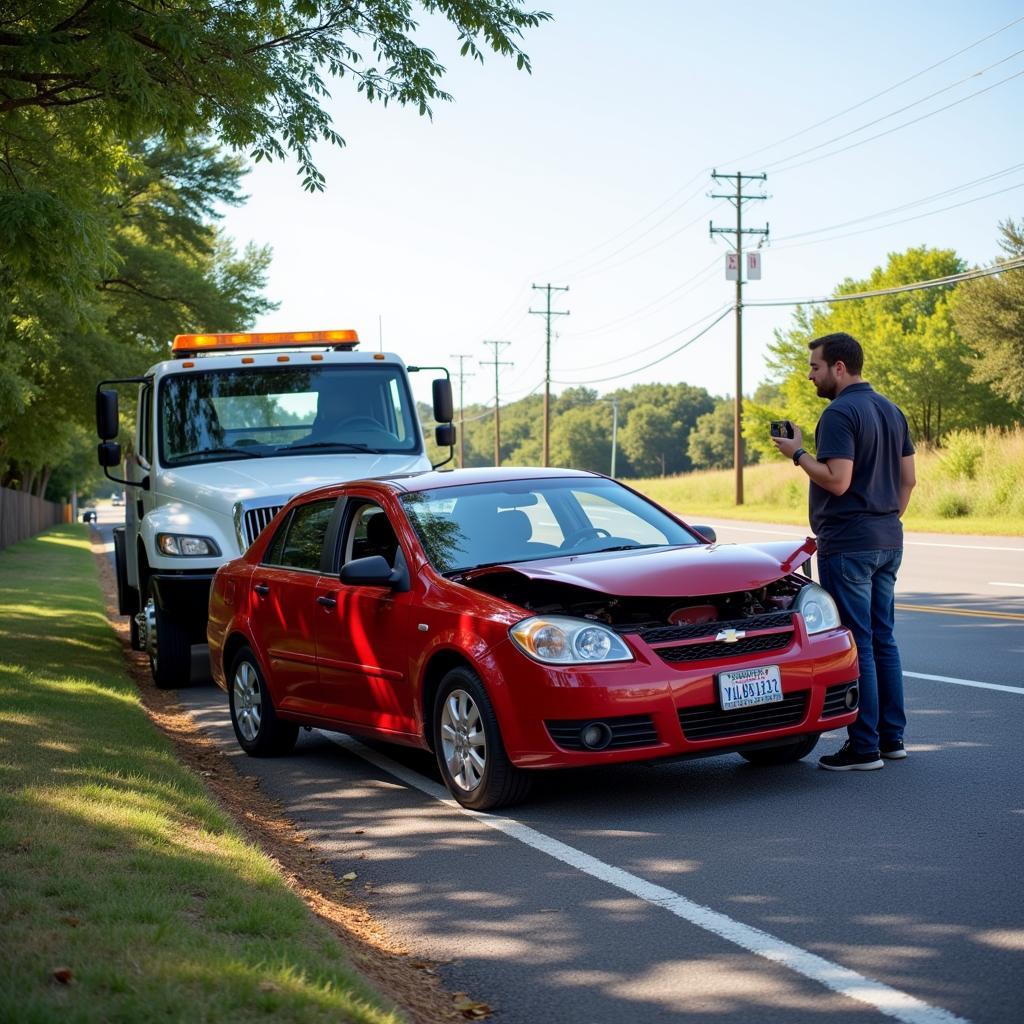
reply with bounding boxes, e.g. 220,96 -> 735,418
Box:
208,468 -> 859,810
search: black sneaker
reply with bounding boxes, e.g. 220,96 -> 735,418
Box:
818,741 -> 884,772
880,740 -> 907,760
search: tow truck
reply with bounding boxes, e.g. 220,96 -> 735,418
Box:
96,329 -> 454,687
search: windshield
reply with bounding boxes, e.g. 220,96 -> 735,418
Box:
158,364 -> 421,466
401,477 -> 700,573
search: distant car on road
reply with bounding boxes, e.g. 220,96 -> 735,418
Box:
82,509 -> 97,524
208,468 -> 859,810
111,492 -> 124,506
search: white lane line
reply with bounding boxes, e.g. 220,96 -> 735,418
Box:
701,522 -> 1024,553
904,671 -> 1024,694
988,581 -> 1024,588
324,732 -> 970,1024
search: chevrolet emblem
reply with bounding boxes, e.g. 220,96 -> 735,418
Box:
715,628 -> 746,643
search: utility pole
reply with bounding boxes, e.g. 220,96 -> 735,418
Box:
710,171 -> 768,506
603,396 -> 620,477
449,353 -> 475,468
481,340 -> 512,467
529,283 -> 570,467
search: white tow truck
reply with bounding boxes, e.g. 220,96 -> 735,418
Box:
96,328 -> 454,687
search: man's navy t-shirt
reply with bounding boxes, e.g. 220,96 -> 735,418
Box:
810,382 -> 915,556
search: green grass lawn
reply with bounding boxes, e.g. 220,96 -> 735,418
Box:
0,527 -> 403,1024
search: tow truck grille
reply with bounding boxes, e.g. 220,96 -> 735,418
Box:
244,505 -> 283,548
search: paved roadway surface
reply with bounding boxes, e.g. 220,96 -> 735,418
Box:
93,510 -> 1023,1024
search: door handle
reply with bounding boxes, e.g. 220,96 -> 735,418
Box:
317,594 -> 337,609
254,583 -> 270,596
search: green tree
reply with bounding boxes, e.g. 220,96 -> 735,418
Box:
549,403 -> 613,472
617,383 -> 714,476
688,399 -> 761,470
951,218 -> 1024,406
746,246 -> 1016,459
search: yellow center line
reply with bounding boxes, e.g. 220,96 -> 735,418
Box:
895,602 -> 1024,621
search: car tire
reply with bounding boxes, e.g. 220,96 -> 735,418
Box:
228,646 -> 298,757
146,579 -> 191,689
739,732 -> 820,766
432,667 -> 531,811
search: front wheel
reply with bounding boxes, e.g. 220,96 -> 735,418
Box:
432,667 -> 531,811
739,733 -> 820,766
145,579 -> 191,689
228,647 -> 298,757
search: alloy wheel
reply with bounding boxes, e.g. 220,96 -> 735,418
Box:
233,660 -> 263,742
440,688 -> 487,792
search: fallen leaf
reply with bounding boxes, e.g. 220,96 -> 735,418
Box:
352,829 -> 365,834
341,872 -> 357,882
452,994 -> 491,1019
258,981 -> 280,993
52,967 -> 73,985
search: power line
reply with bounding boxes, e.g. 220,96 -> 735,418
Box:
770,65 -> 1024,176
553,307 -> 732,386
762,47 -> 1024,173
772,161 -> 1024,242
721,13 -> 1024,167
744,256 -> 1024,309
770,180 -> 1024,251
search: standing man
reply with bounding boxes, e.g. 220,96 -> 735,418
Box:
772,332 -> 916,771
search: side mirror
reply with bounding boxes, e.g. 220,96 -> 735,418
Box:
96,389 -> 119,440
692,525 -> 717,544
341,555 -> 399,587
435,423 -> 456,448
98,441 -> 122,468
432,378 -> 453,423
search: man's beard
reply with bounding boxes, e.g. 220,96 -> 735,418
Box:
816,380 -> 837,400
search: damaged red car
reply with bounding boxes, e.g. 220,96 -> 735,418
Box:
208,468 -> 859,810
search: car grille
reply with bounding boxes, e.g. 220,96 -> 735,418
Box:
545,714 -> 660,751
244,505 -> 284,548
822,682 -> 858,717
678,692 -> 808,741
631,612 -> 796,666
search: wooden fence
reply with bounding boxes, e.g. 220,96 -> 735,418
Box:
0,487 -> 69,552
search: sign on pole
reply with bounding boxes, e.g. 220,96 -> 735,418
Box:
746,252 -> 762,280
725,253 -> 739,281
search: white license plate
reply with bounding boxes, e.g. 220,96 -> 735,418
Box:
717,665 -> 783,711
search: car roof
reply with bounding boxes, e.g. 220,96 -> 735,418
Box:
293,466 -> 603,504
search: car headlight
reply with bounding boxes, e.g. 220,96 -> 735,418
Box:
510,616 -> 634,665
156,533 -> 221,557
795,583 -> 841,635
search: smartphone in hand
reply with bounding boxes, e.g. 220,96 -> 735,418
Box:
770,419 -> 795,439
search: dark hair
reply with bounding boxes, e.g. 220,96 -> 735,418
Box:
809,332 -> 864,375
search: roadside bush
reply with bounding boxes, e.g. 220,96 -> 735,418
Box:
936,493 -> 971,518
939,430 -> 985,480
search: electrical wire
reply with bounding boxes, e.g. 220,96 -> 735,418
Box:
770,180 -> 1024,251
762,48 -> 1024,173
769,66 -> 1024,176
554,301 -> 727,373
552,307 -> 732,386
720,13 -> 1024,167
743,256 -> 1024,308
771,162 -> 1024,242
559,256 -> 721,341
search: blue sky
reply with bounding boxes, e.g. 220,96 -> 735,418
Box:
218,1 -> 1024,412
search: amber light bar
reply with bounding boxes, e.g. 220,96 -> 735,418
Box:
172,329 -> 359,355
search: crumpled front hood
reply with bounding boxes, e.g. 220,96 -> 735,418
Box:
459,539 -> 815,597
158,454 -> 428,519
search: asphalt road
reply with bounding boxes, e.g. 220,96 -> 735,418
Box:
93,512 -> 1024,1024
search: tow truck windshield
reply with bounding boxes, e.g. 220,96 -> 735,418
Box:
159,364 -> 420,466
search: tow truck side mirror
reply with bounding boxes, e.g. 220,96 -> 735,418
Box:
435,423 -> 456,448
432,378 -> 453,423
98,441 -> 122,467
96,389 -> 119,440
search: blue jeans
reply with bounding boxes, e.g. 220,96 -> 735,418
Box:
818,549 -> 906,754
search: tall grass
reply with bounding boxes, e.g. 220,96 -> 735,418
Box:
634,425 -> 1024,535
0,528 -> 402,1024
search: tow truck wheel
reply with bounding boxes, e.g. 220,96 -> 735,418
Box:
145,579 -> 191,689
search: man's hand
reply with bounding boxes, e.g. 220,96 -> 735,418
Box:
771,424 -> 803,459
